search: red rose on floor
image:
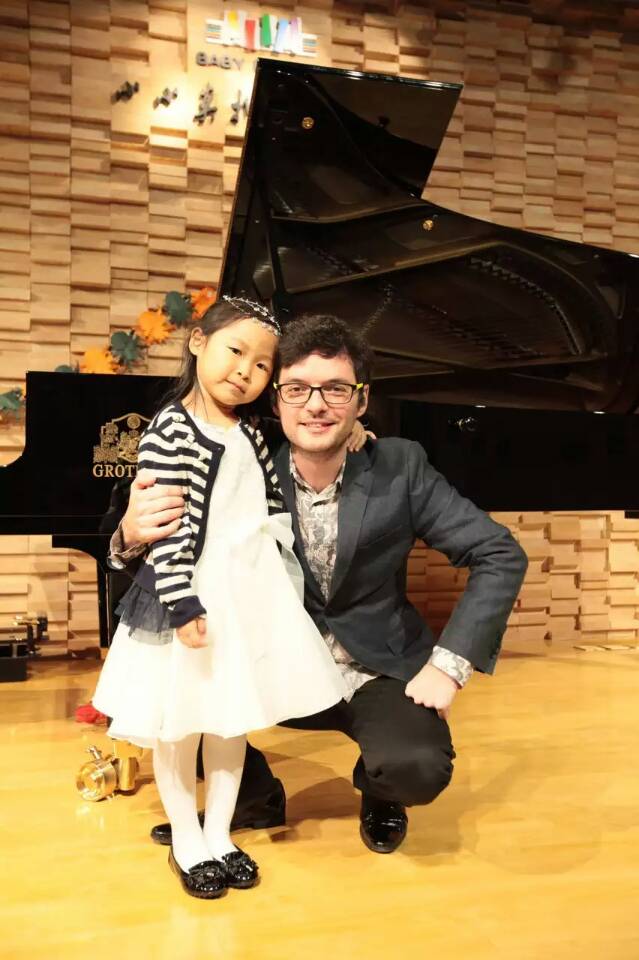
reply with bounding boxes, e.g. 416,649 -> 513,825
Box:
75,704 -> 108,724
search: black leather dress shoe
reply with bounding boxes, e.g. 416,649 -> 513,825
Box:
221,848 -> 259,889
168,848 -> 227,899
359,794 -> 408,854
150,780 -> 286,846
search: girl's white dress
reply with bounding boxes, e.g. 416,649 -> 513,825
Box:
93,417 -> 347,746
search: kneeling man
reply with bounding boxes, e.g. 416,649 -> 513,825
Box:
111,314 -> 528,853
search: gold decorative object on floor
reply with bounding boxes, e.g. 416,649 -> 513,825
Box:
112,738 -> 146,792
75,739 -> 146,801
76,746 -> 117,801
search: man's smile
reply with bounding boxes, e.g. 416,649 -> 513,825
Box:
300,420 -> 337,432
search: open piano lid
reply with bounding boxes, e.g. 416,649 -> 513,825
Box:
220,59 -> 639,416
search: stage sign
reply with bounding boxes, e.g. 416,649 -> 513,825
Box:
205,11 -> 317,57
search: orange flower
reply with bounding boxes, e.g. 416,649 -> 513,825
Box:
136,309 -> 174,345
191,286 -> 217,319
80,348 -> 118,374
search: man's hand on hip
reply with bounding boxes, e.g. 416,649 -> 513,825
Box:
121,468 -> 185,547
405,663 -> 459,721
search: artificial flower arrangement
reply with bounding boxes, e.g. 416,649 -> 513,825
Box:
0,287 -> 216,423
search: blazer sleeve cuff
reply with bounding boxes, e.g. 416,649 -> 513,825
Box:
428,646 -> 474,687
108,524 -> 147,571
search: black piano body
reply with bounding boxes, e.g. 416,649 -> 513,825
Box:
1,59 -> 638,645
0,373 -> 171,646
223,60 -> 639,512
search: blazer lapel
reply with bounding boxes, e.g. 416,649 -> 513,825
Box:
329,447 -> 373,602
273,444 -> 325,604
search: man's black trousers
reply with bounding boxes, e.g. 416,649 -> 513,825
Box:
233,676 -> 455,813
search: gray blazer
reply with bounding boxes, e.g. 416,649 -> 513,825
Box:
275,438 -> 528,682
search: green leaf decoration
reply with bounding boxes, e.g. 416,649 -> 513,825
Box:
0,388 -> 24,412
55,363 -> 79,373
110,330 -> 145,369
163,290 -> 192,328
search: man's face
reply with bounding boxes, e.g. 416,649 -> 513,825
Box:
275,352 -> 369,455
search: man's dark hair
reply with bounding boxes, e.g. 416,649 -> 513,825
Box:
276,314 -> 374,384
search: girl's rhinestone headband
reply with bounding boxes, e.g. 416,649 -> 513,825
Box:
222,294 -> 281,336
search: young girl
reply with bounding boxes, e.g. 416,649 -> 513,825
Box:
93,296 -> 353,899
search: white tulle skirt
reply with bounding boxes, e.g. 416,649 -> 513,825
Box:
94,511 -> 347,746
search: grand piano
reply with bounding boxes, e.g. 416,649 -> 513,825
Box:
1,58 -> 638,645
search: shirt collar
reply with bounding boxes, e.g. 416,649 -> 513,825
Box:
289,451 -> 346,497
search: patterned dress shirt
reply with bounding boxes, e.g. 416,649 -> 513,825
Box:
110,455 -> 475,695
289,454 -> 473,702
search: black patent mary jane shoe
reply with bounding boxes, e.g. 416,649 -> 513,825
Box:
168,847 -> 227,899
359,795 -> 408,854
221,848 -> 259,889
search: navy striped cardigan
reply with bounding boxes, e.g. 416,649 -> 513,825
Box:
132,402 -> 285,628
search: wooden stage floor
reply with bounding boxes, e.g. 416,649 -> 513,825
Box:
1,646 -> 638,960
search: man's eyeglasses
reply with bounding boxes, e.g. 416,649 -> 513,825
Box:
273,381 -> 365,406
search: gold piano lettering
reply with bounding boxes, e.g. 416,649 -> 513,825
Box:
93,463 -> 138,479
92,412 -> 151,479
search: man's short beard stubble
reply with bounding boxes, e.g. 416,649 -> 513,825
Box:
289,404 -> 365,462
289,434 -> 347,462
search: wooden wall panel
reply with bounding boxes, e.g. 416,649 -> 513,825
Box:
410,510 -> 639,651
0,0 -> 638,651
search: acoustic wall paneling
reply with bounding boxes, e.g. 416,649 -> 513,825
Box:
1,0 -> 638,650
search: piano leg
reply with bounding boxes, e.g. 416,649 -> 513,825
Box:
96,564 -> 132,648
96,565 -> 110,649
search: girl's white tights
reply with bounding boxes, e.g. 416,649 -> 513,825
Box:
153,732 -> 247,872
202,732 -> 247,859
153,733 -> 209,872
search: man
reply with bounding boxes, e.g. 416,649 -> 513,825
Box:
111,314 -> 527,854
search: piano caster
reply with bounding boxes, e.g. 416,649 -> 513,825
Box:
76,739 -> 146,801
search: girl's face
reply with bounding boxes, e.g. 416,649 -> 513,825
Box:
189,316 -> 278,412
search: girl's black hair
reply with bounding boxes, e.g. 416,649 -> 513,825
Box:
162,297 -> 279,412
